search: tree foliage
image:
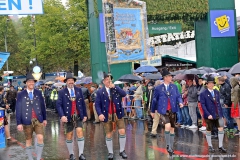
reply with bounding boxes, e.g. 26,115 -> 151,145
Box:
0,0 -> 90,76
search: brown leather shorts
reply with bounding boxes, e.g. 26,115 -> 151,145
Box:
23,118 -> 44,140
160,110 -> 176,128
205,118 -> 224,131
103,115 -> 125,133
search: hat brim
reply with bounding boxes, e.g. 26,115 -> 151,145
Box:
23,79 -> 37,84
206,81 -> 215,84
64,77 -> 76,83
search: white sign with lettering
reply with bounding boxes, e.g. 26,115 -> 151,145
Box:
140,56 -> 162,67
0,0 -> 43,15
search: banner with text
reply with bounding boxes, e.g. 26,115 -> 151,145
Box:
0,0 -> 43,15
140,56 -> 162,67
148,23 -> 182,34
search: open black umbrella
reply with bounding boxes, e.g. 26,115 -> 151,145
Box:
198,66 -> 216,73
118,74 -> 141,82
228,62 -> 240,74
171,70 -> 185,76
145,73 -> 162,80
218,71 -> 233,78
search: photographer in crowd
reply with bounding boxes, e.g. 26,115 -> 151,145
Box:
0,86 -> 11,140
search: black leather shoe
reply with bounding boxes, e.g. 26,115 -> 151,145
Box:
150,133 -> 157,137
93,121 -> 100,124
119,150 -> 127,159
70,154 -> 76,160
167,146 -> 174,156
219,147 -> 227,153
208,146 -> 215,153
79,154 -> 86,160
108,153 -> 114,160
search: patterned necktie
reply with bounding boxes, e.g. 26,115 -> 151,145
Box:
29,92 -> 33,100
211,91 -> 215,98
167,85 -> 169,91
70,89 -> 74,97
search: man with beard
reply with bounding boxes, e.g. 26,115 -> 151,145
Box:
57,72 -> 87,160
95,72 -> 127,160
16,72 -> 47,160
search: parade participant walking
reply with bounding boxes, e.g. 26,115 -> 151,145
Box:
152,68 -> 183,156
90,85 -> 99,124
95,72 -> 127,160
16,72 -> 47,160
6,85 -> 17,113
56,72 -> 87,160
200,76 -> 227,153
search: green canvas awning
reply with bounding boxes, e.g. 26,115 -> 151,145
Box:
162,55 -> 196,64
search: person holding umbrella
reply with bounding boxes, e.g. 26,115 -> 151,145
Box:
151,68 -> 183,156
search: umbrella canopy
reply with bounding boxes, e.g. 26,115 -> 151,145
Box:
54,82 -> 66,87
228,62 -> 240,74
35,80 -> 44,86
198,66 -> 216,73
218,71 -> 233,78
171,70 -> 185,76
55,76 -> 65,82
114,81 -> 127,85
174,73 -> 198,80
182,68 -> 207,75
135,65 -> 158,73
217,67 -> 231,72
45,81 -> 55,85
81,77 -> 92,84
145,73 -> 162,80
202,73 -> 219,79
118,74 -> 141,82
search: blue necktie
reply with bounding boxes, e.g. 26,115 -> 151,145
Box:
29,92 -> 33,100
166,85 -> 169,91
211,91 -> 215,98
70,89 -> 74,97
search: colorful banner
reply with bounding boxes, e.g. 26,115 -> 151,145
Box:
0,0 -> 43,15
210,10 -> 236,37
111,8 -> 145,63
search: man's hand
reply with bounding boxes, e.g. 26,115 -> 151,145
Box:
109,83 -> 115,88
61,116 -> 68,123
179,103 -> 184,108
224,104 -> 228,108
99,114 -> 105,121
83,116 -> 87,122
193,80 -> 197,86
208,115 -> 213,119
5,104 -> 9,109
43,120 -> 47,126
151,112 -> 155,118
17,125 -> 23,132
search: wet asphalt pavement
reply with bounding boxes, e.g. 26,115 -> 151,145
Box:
0,111 -> 240,160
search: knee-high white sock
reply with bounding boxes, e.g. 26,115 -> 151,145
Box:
119,134 -> 126,152
36,143 -> 44,160
66,140 -> 74,155
106,137 -> 113,154
170,133 -> 175,149
77,137 -> 85,156
218,131 -> 224,148
26,146 -> 33,160
206,132 -> 212,147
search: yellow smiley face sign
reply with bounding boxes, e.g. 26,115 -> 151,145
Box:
214,15 -> 230,33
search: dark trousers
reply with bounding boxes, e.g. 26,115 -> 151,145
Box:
8,99 -> 16,113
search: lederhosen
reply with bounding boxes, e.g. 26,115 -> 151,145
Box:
65,91 -> 82,133
160,87 -> 176,128
205,92 -> 223,131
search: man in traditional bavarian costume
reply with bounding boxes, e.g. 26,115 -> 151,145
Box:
200,76 -> 227,153
16,72 -> 47,160
95,72 -> 127,160
56,72 -> 87,160
152,68 -> 183,156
